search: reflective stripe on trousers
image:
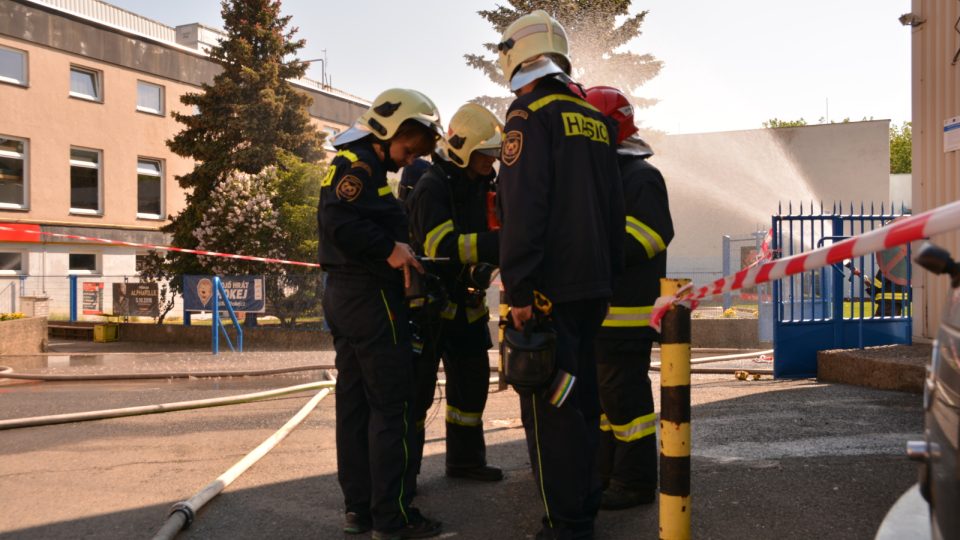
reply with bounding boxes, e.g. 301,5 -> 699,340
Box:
599,412 -> 657,442
446,404 -> 482,427
602,305 -> 653,328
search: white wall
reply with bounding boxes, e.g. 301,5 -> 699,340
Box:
646,120 -> 892,275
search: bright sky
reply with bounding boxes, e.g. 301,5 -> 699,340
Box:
106,0 -> 912,134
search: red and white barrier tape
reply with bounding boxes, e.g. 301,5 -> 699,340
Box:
650,199 -> 960,331
0,225 -> 321,268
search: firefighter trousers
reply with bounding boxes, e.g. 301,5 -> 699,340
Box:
412,315 -> 492,471
439,319 -> 493,469
519,299 -> 607,539
595,338 -> 657,492
323,273 -> 418,532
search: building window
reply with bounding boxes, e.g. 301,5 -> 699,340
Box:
0,46 -> 27,86
70,66 -> 102,101
0,136 -> 27,209
0,252 -> 23,275
137,158 -> 162,219
136,81 -> 164,115
70,147 -> 101,214
68,253 -> 98,274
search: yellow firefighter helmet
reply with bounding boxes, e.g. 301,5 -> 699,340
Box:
334,88 -> 443,147
497,10 -> 571,91
442,103 -> 503,167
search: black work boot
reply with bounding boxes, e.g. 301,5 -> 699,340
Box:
371,508 -> 442,540
445,464 -> 504,482
343,511 -> 372,534
599,484 -> 656,510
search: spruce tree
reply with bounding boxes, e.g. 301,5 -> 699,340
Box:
163,0 -> 323,281
465,1 -> 662,115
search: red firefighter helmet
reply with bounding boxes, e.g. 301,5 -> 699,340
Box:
582,85 -> 638,145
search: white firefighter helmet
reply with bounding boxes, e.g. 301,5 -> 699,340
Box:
497,10 -> 571,91
334,88 -> 443,148
441,103 -> 503,168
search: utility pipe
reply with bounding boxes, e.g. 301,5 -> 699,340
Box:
152,387 -> 331,540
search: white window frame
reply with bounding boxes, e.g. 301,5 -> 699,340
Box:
136,157 -> 163,220
0,45 -> 27,86
67,252 -> 100,275
136,80 -> 164,115
0,251 -> 24,276
0,135 -> 28,210
69,147 -> 102,215
69,65 -> 102,102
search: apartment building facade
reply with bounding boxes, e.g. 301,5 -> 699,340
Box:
0,0 -> 367,314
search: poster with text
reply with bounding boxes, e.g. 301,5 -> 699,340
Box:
112,283 -> 160,317
82,282 -> 104,315
183,275 -> 265,313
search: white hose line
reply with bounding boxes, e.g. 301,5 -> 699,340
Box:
0,380 -> 335,431
0,364 -> 335,381
650,349 -> 774,368
152,387 -> 332,540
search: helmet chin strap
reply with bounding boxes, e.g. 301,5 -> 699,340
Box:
374,139 -> 400,172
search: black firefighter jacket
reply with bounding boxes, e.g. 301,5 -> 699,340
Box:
317,138 -> 407,287
497,78 -> 625,308
598,154 -> 674,341
406,158 -> 499,325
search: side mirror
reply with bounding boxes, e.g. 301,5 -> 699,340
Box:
915,242 -> 960,288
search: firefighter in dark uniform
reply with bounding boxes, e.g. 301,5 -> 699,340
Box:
582,85 -> 674,510
406,103 -> 504,482
495,11 -> 625,539
318,88 -> 443,540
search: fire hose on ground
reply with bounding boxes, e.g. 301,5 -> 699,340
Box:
151,386 -> 333,540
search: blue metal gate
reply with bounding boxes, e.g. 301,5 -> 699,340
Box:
772,202 -> 912,378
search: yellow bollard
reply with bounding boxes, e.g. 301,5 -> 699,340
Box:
659,278 -> 692,540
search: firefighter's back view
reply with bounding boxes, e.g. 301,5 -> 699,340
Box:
495,10 -> 625,539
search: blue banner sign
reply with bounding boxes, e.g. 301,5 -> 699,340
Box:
183,275 -> 265,313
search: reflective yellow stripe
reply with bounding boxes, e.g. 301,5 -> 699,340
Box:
873,278 -> 884,289
465,303 -> 489,323
599,412 -> 657,442
440,301 -> 457,320
457,233 -> 479,263
409,298 -> 425,308
446,405 -> 482,427
378,185 -> 393,196
424,219 -> 454,258
602,305 -> 653,328
876,293 -> 909,300
337,149 -> 359,163
528,93 -> 599,113
625,216 -> 665,258
320,165 -> 337,187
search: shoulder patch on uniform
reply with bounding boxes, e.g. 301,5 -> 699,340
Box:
506,109 -> 529,123
335,175 -> 364,202
501,130 -> 523,166
350,161 -> 373,175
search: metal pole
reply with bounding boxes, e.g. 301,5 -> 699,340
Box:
721,235 -> 731,310
659,278 -> 692,540
69,275 -> 78,322
212,277 -> 220,355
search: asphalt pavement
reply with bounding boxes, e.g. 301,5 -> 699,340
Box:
0,347 -> 923,539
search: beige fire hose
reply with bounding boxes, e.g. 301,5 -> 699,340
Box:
0,379 -> 335,430
151,386 -> 333,540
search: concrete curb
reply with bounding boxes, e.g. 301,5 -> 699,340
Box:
817,343 -> 930,394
